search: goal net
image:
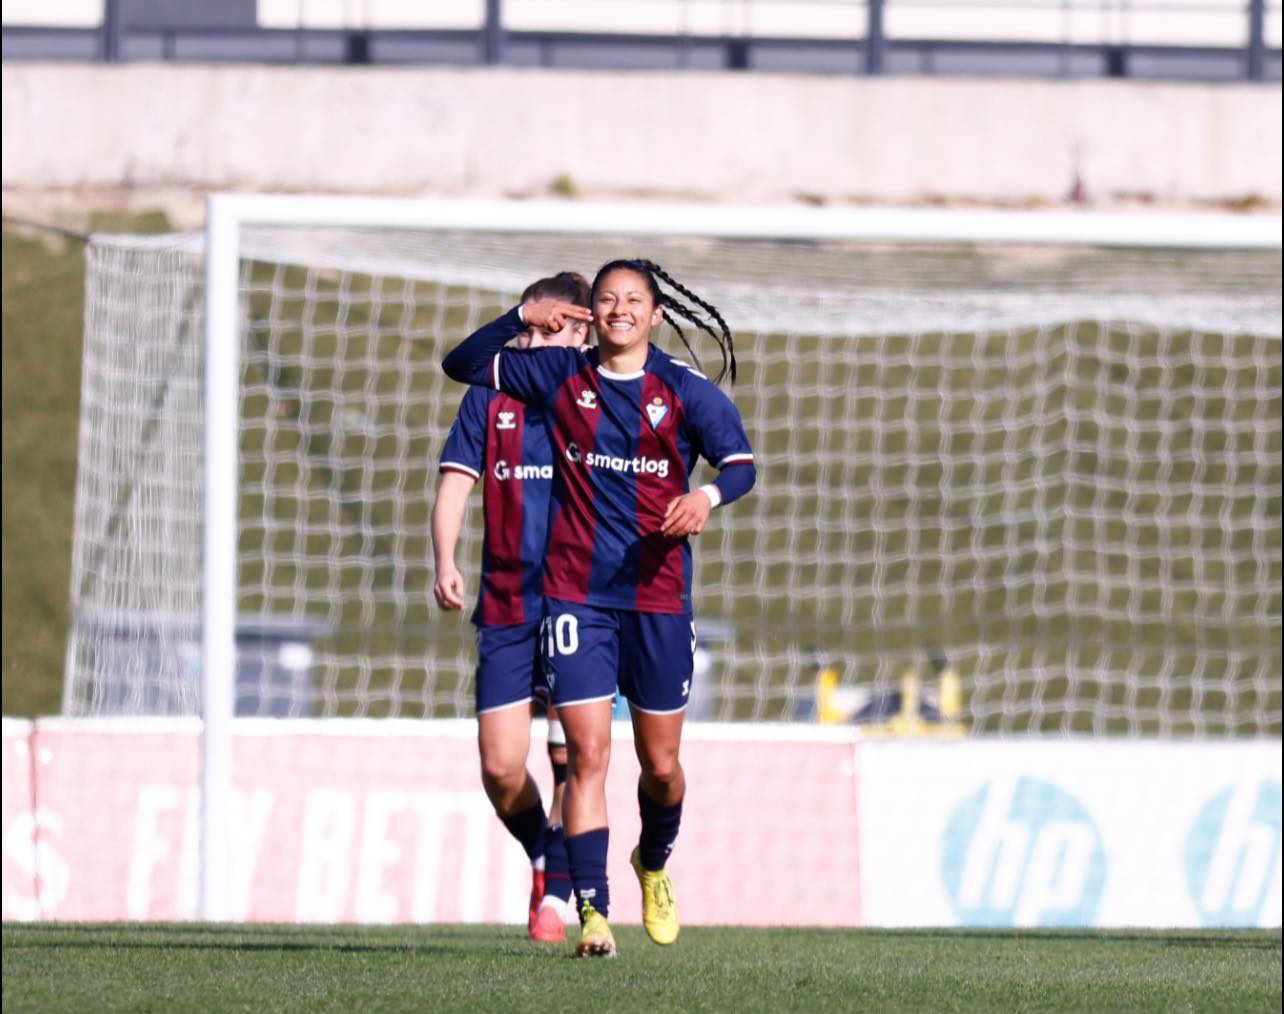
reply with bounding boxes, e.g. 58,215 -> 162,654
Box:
64,203 -> 1282,737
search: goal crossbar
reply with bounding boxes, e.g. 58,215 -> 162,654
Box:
207,194 -> 1284,248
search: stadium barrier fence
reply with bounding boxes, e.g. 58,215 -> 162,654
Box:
2,717 -> 1278,927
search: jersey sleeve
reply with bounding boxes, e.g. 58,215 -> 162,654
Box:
442,307 -> 581,409
684,378 -> 756,507
685,379 -> 755,470
441,305 -> 582,408
442,306 -> 526,387
494,346 -> 582,409
438,387 -> 489,481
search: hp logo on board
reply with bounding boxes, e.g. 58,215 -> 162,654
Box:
1185,780 -> 1281,927
942,777 -> 1106,927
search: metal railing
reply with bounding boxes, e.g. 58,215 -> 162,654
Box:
1,0 -> 1278,81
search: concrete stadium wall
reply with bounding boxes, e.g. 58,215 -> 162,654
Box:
2,63 -> 1280,206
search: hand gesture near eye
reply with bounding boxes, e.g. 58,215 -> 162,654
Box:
522,300 -> 592,333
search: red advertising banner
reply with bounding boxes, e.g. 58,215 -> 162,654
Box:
2,719 -> 862,927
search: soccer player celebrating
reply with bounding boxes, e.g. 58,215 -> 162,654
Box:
443,259 -> 755,958
432,271 -> 591,943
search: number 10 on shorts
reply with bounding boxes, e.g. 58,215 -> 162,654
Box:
542,600 -> 695,713
545,613 -> 579,656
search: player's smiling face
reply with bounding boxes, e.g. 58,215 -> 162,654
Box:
593,269 -> 664,355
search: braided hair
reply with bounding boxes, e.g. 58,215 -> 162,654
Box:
589,259 -> 737,384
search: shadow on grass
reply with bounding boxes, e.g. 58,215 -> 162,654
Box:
7,924 -> 1280,954
860,928 -> 1283,950
1,923 -> 551,956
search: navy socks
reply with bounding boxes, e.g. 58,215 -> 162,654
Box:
542,823 -> 573,903
637,785 -> 683,871
565,827 -> 610,918
499,799 -> 547,863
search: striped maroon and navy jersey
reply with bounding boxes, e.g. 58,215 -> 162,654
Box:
439,386 -> 555,627
455,309 -> 755,614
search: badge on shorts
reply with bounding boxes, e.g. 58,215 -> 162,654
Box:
646,397 -> 668,429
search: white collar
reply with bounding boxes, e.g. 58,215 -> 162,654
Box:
596,364 -> 645,381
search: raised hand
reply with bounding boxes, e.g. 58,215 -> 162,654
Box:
522,299 -> 593,333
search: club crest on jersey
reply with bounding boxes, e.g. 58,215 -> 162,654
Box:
496,411 -> 517,430
646,397 -> 668,429
576,390 -> 598,411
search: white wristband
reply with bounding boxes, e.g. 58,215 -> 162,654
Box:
516,303 -> 526,324
699,483 -> 723,509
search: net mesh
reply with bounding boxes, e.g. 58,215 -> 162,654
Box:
64,224 -> 1283,735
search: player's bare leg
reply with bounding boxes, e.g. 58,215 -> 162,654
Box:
559,697 -> 612,839
478,700 -> 539,812
632,706 -> 685,806
630,706 -> 685,945
559,698 -> 617,957
531,708 -> 573,942
477,702 -> 547,932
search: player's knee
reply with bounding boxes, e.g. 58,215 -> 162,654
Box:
478,749 -> 525,792
641,753 -> 682,787
569,738 -> 610,779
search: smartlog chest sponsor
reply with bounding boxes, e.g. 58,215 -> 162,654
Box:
564,441 -> 671,479
491,460 -> 553,481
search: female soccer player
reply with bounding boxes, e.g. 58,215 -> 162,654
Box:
443,260 -> 756,958
432,271 -> 591,943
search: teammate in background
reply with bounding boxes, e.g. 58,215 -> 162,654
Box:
443,260 -> 755,958
432,272 -> 591,943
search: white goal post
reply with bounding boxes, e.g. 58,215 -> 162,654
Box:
64,195 -> 1280,919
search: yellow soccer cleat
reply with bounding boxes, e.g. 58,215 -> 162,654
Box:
576,900 -> 617,959
631,848 -> 679,945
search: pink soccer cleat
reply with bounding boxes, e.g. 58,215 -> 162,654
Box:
529,902 -> 567,943
527,869 -> 546,935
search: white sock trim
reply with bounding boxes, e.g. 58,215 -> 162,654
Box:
537,895 -> 575,923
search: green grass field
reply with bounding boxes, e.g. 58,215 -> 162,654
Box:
3,923 -> 1280,1013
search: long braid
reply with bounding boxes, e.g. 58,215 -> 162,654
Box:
660,308 -> 706,376
589,257 -> 738,385
639,260 -> 737,384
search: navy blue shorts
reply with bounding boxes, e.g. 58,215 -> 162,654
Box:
475,620 -> 547,715
542,598 -> 695,714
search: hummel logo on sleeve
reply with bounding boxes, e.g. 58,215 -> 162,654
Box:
576,390 -> 598,410
496,411 -> 517,430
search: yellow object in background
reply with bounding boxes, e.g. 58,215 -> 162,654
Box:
814,655 -> 968,737
887,668 -> 924,735
816,665 -> 846,725
939,666 -> 962,721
